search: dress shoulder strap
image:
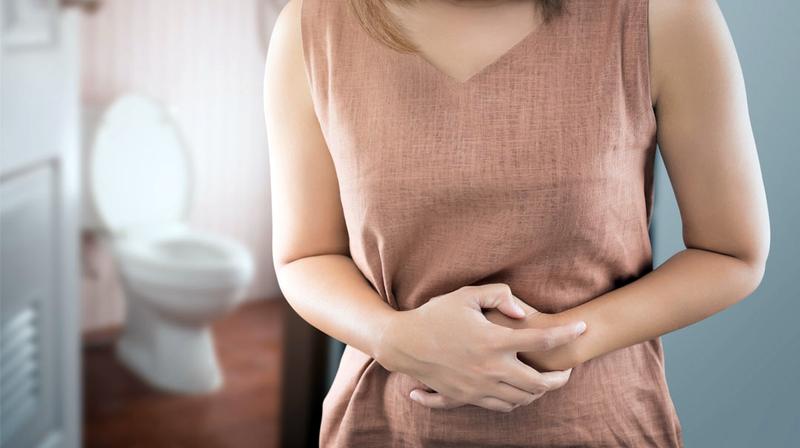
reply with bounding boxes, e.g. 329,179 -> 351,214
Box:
299,0 -> 367,125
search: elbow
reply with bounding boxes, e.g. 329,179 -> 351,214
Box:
743,258 -> 766,298
273,254 -> 292,277
689,239 -> 770,306
272,251 -> 302,293
747,253 -> 768,293
273,249 -> 349,289
693,224 -> 771,303
272,249 -> 314,278
745,227 -> 771,296
735,239 -> 770,302
273,255 -> 305,293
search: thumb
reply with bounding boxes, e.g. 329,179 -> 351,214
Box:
409,389 -> 464,409
470,283 -> 527,319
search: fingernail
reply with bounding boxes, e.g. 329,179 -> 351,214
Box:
409,391 -> 418,401
575,321 -> 587,333
511,300 -> 525,317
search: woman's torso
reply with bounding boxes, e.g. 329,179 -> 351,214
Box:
299,0 -> 683,445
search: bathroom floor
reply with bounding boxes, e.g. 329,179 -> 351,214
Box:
82,299 -> 284,448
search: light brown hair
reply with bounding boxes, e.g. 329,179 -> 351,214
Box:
347,0 -> 565,53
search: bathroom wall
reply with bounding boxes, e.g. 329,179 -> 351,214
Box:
80,0 -> 284,331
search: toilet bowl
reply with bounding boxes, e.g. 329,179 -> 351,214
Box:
86,94 -> 254,394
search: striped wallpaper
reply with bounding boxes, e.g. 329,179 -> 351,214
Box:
80,0 -> 285,331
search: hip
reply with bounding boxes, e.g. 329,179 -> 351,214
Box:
320,339 -> 684,447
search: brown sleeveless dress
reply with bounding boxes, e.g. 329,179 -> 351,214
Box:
299,0 -> 684,446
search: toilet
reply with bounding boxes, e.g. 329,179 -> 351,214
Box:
85,94 -> 255,394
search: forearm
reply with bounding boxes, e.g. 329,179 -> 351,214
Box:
276,254 -> 397,360
529,248 -> 765,370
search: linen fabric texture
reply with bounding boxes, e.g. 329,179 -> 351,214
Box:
299,0 -> 684,446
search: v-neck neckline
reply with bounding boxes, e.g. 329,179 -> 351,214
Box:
409,13 -> 554,87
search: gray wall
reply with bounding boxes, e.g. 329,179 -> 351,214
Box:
652,1 -> 800,446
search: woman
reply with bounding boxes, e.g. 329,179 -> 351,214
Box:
264,0 -> 770,446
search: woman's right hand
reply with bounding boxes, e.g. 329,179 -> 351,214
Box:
374,283 -> 587,412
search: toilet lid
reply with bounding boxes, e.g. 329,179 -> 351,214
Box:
90,94 -> 191,234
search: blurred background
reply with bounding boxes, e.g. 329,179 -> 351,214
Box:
0,0 -> 797,447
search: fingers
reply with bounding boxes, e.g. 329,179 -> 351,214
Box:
409,389 -> 465,409
528,390 -> 548,402
486,382 -> 540,407
504,358 -> 573,394
538,368 -> 574,391
410,389 -> 519,413
464,283 -> 526,319
498,321 -> 587,352
475,396 -> 518,413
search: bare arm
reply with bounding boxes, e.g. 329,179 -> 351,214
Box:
487,0 -> 770,371
265,0 -> 586,412
264,0 -> 398,360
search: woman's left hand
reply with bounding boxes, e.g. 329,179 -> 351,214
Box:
485,302 -> 579,373
409,297 -> 582,410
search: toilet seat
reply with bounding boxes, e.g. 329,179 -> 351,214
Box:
115,224 -> 254,290
88,94 -> 254,291
89,94 -> 192,235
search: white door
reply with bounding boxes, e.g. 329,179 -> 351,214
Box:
0,1 -> 80,447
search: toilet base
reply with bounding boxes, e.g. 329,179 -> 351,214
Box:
115,292 -> 224,394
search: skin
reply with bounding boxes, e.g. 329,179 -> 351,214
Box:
264,0 -> 770,413
409,0 -> 772,409
265,0 -> 588,413
385,0 -> 552,83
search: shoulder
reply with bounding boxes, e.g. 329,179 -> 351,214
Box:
264,0 -> 317,124
648,0 -> 737,107
264,0 -> 304,90
269,0 -> 302,58
266,0 -> 340,81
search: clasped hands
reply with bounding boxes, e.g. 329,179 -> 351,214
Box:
374,283 -> 587,413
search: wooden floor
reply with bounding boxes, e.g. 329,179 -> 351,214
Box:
82,299 -> 284,448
